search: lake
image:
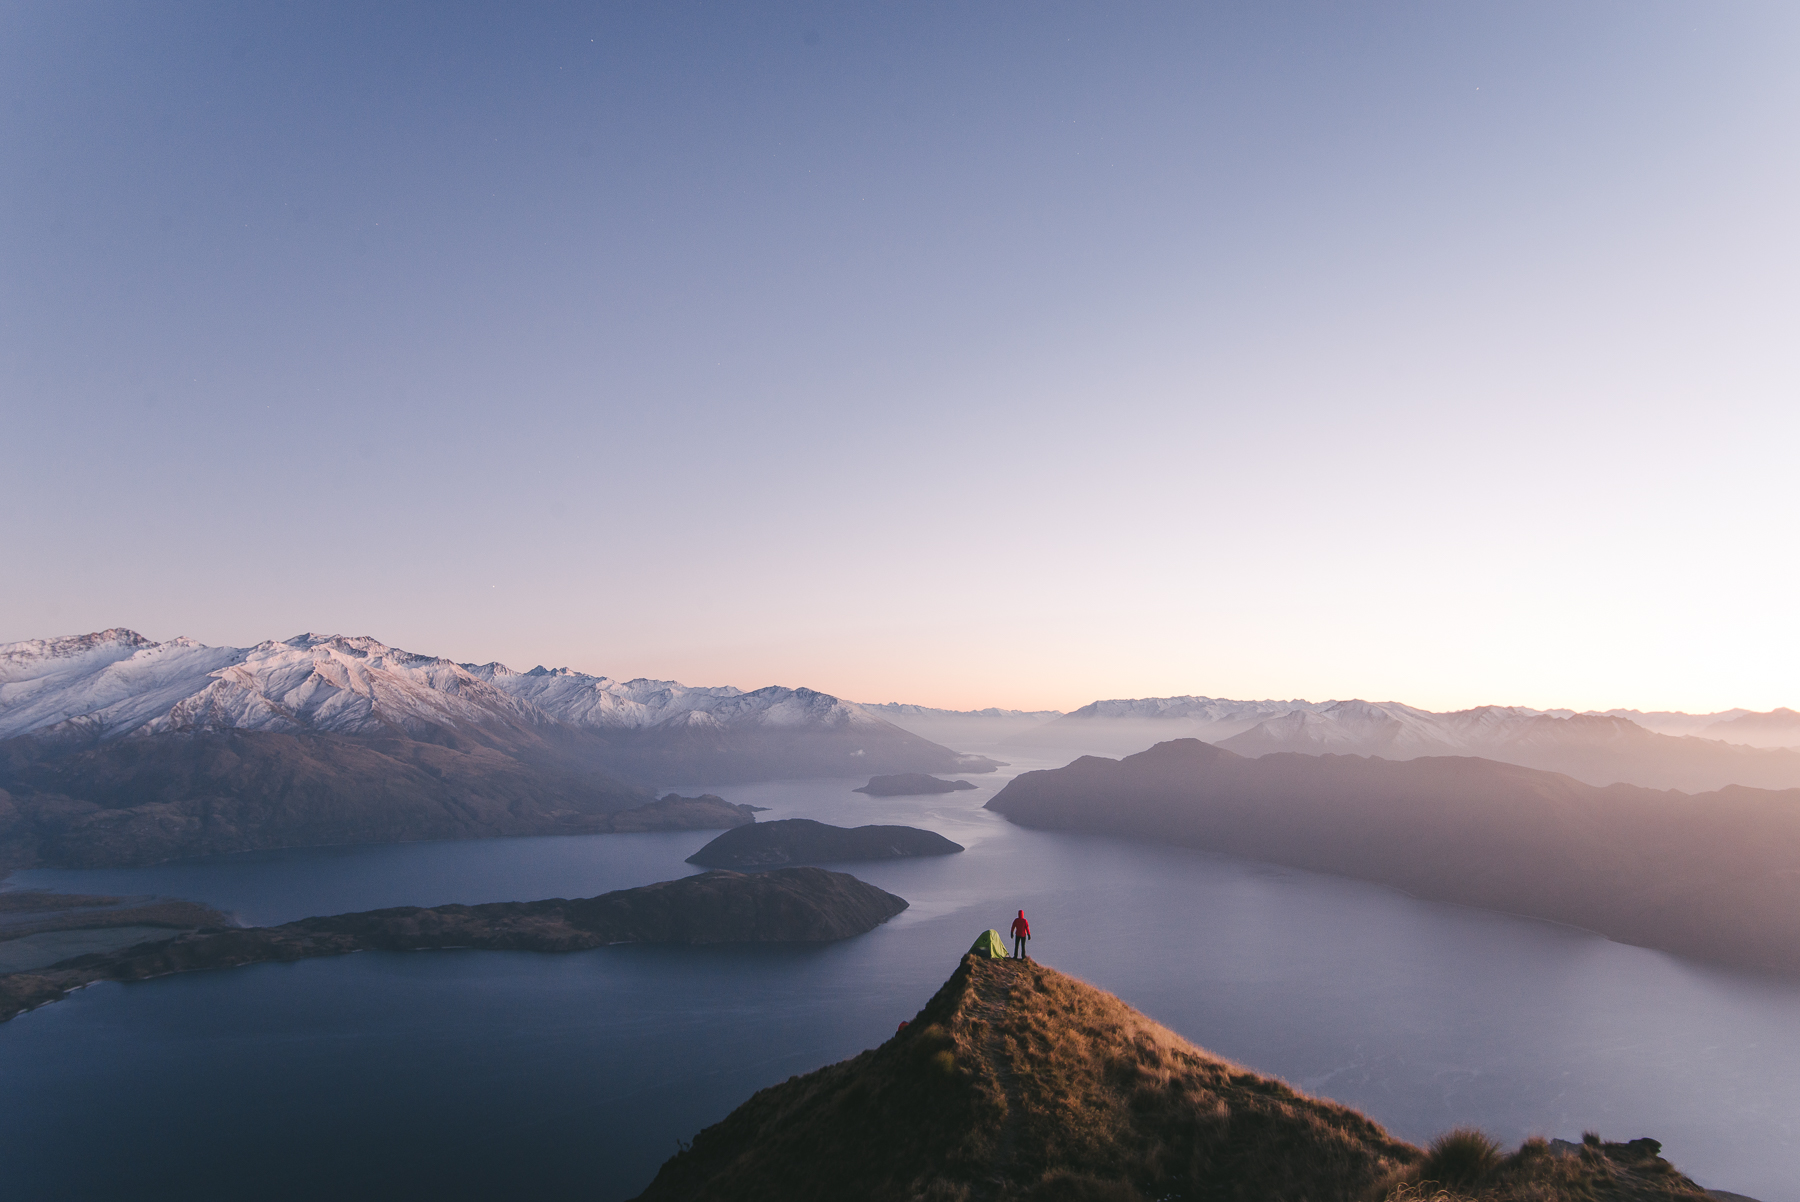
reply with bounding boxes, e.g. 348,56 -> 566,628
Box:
3,756 -> 1796,1201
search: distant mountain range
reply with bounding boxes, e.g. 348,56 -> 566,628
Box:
1695,707 -> 1800,748
962,695 -> 1800,791
989,739 -> 1800,976
857,702 -> 1064,750
0,630 -> 995,867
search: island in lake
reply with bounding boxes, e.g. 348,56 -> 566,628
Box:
0,866 -> 905,1023
602,793 -> 761,831
853,773 -> 978,796
686,818 -> 964,867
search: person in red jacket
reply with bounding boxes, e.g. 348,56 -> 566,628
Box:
1010,910 -> 1030,960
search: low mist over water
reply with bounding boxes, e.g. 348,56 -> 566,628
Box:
5,758 -> 1796,1201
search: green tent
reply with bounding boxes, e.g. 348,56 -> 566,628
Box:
969,929 -> 1008,959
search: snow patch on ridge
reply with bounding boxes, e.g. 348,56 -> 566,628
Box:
0,632 -> 251,744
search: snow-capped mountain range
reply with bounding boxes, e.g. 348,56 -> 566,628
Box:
0,629 -> 995,870
0,629 -> 912,750
1221,699 -> 1551,757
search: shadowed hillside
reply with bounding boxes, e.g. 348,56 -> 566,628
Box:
634,954 -> 1716,1201
0,729 -> 660,868
988,739 -> 1800,975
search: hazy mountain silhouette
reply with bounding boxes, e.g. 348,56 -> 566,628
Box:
998,693 -> 1800,791
1698,708 -> 1800,748
989,739 -> 1800,975
859,702 -> 1063,750
1217,702 -> 1800,791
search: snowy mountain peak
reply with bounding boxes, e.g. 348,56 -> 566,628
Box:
0,632 -> 250,746
134,634 -> 543,740
0,628 -> 156,680
276,633 -> 458,672
0,629 -> 895,748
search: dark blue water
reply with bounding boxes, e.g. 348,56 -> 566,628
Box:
4,761 -> 1797,1201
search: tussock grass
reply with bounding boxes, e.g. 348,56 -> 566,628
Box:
1375,1131 -> 1713,1202
1420,1128 -> 1503,1189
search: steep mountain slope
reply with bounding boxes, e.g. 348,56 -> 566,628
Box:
0,629 -> 252,748
461,664 -> 746,730
636,954 -> 1714,1201
988,739 -> 1800,974
0,630 -> 990,867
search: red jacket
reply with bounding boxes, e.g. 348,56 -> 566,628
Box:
1010,913 -> 1030,939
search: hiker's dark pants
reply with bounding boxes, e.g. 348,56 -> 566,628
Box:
1014,935 -> 1027,959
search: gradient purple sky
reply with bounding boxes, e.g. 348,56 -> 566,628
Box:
4,2 -> 1797,712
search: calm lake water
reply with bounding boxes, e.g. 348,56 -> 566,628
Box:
3,756 -> 1797,1201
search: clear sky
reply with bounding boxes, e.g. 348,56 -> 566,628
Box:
3,2 -> 1796,713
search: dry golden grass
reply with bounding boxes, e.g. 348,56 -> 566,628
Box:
1372,1134 -> 1715,1202
634,955 -> 1723,1201
635,953 -> 1417,1201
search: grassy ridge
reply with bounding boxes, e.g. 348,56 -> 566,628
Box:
635,954 -> 1720,1201
637,953 -> 1417,1201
